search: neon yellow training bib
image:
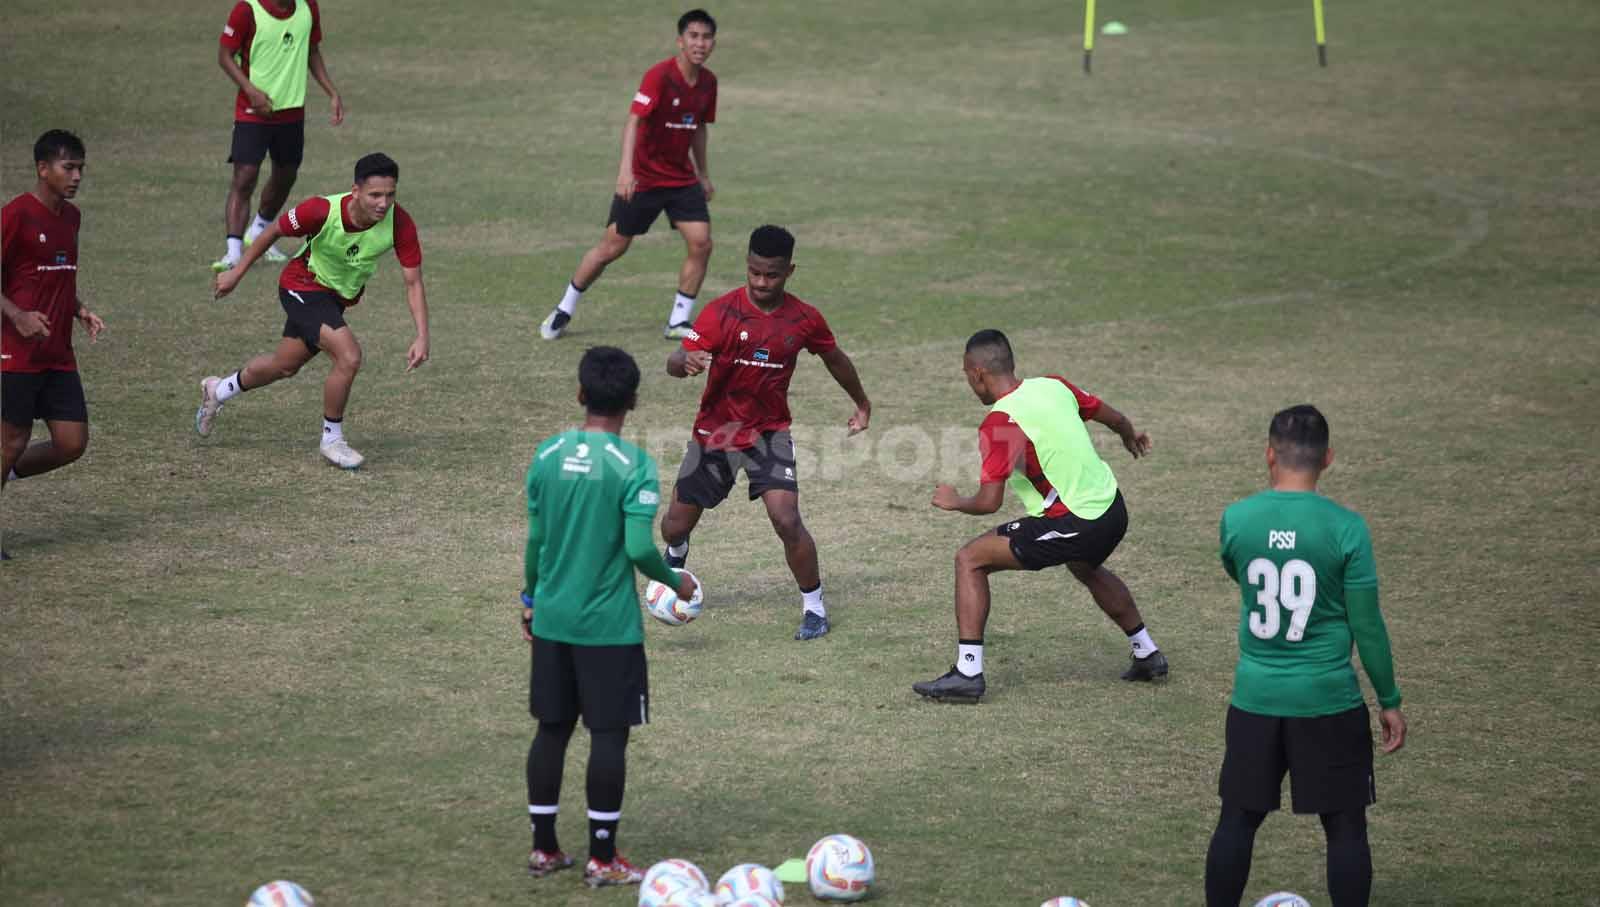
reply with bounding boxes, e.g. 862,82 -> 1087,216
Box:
242,0 -> 312,112
305,194 -> 395,301
989,377 -> 1119,519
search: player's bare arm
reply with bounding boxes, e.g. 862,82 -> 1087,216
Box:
616,114 -> 643,201
818,347 -> 871,434
666,347 -> 712,377
307,45 -> 344,126
217,44 -> 272,115
73,297 -> 104,341
691,124 -> 713,202
214,221 -> 287,298
2,294 -> 51,340
931,480 -> 1005,515
402,264 -> 429,370
1091,402 -> 1151,458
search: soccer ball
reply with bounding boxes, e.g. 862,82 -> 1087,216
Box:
644,858 -> 710,893
806,833 -> 874,901
644,569 -> 704,625
246,880 -> 314,907
714,863 -> 783,904
655,890 -> 720,907
1040,899 -> 1092,907
723,897 -> 781,907
1253,894 -> 1311,907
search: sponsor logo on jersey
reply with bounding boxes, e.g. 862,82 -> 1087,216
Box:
287,208 -> 301,230
638,489 -> 659,505
224,25 -> 235,37
345,242 -> 361,259
681,327 -> 701,342
281,33 -> 295,48
1268,530 -> 1297,550
665,113 -> 699,130
753,347 -> 770,362
634,91 -> 652,106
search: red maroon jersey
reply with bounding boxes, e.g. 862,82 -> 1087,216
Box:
977,376 -> 1102,517
2,193 -> 81,373
629,57 -> 717,190
681,287 -> 837,451
275,195 -> 422,305
220,0 -> 324,124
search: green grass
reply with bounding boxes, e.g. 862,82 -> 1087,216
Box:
3,1 -> 1598,904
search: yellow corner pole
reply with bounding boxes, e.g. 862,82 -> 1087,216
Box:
1083,0 -> 1097,73
1313,0 -> 1328,66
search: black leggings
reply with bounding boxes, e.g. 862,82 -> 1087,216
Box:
526,720 -> 630,813
1205,806 -> 1371,907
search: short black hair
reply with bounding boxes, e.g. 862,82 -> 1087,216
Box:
34,129 -> 85,164
678,8 -> 716,34
748,224 -> 794,260
354,152 -> 399,184
964,329 -> 1015,374
1269,404 -> 1330,471
579,346 -> 641,416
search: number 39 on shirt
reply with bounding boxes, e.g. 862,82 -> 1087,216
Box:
1245,558 -> 1317,641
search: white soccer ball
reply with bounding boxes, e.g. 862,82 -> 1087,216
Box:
1253,894 -> 1311,907
714,863 -> 783,904
1040,899 -> 1092,907
644,858 -> 710,893
644,569 -> 704,625
246,880 -> 314,907
657,889 -> 720,907
806,833 -> 875,901
723,896 -> 781,907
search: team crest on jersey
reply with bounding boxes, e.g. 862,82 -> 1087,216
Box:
784,334 -> 797,348
345,242 -> 361,259
281,33 -> 295,48
739,330 -> 749,341
37,233 -> 46,243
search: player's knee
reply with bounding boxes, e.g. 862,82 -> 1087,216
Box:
232,165 -> 261,192
769,509 -> 806,544
689,233 -> 712,260
1320,809 -> 1367,843
955,543 -> 985,573
57,432 -> 88,463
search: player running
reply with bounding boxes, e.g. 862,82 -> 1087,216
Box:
913,329 -> 1162,702
540,9 -> 719,341
2,131 -> 107,560
1204,405 -> 1406,907
196,153 -> 428,469
212,0 -> 345,271
662,225 -> 871,640
520,346 -> 697,889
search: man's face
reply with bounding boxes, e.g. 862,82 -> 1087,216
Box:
745,253 -> 793,306
678,21 -> 716,66
962,354 -> 994,404
351,175 -> 397,222
38,155 -> 84,199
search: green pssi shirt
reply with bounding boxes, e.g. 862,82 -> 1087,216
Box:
526,430 -> 661,646
1220,490 -> 1379,717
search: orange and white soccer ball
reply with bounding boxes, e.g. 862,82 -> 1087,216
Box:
806,833 -> 874,901
644,569 -> 704,625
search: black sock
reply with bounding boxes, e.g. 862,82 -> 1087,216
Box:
527,720 -> 575,851
586,727 -> 629,861
1205,805 -> 1267,906
1322,810 -> 1372,907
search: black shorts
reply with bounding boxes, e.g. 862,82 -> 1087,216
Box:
228,119 -> 306,168
279,287 -> 348,353
997,490 -> 1128,569
1,369 -> 87,427
608,182 -> 710,237
529,636 -> 650,730
1218,704 -> 1376,815
674,430 -> 798,508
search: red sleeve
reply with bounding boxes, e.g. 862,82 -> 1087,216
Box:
978,411 -> 1026,484
277,196 -> 331,238
630,63 -> 666,117
307,0 -> 323,44
391,205 -> 422,268
681,299 -> 722,353
803,307 -> 837,355
220,2 -> 254,51
1048,375 -> 1102,421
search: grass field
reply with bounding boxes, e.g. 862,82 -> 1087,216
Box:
3,1 -> 1599,904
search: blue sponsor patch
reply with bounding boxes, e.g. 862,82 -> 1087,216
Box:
54,252 -> 68,265
753,348 -> 770,362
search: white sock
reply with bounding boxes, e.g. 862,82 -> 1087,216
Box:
6,468 -> 18,482
216,371 -> 243,402
558,282 -> 583,316
225,236 -> 243,261
666,541 -> 688,559
245,213 -> 272,241
957,641 -> 984,677
1128,625 -> 1159,658
669,291 -> 695,326
801,583 -> 826,617
321,417 -> 344,446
